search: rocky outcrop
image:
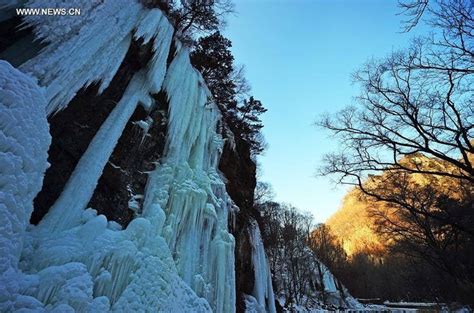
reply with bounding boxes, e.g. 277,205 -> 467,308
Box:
219,137 -> 256,311
220,135 -> 279,312
32,39 -> 157,225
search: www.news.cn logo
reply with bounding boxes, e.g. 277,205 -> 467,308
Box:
16,8 -> 81,16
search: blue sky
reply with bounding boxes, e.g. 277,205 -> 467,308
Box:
225,0 -> 426,222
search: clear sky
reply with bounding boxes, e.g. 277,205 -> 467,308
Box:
225,0 -> 426,223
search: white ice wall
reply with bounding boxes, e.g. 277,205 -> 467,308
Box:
0,60 -> 50,312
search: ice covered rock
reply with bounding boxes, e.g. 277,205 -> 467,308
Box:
0,60 -> 50,312
1,1 -> 239,312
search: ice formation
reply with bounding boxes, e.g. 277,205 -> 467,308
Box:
36,2 -> 173,232
142,45 -> 236,312
0,1 -> 239,312
0,60 -> 50,312
247,221 -> 276,313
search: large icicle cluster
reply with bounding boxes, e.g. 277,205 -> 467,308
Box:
0,0 -> 240,312
143,46 -> 236,313
20,0 -> 142,115
39,4 -> 174,232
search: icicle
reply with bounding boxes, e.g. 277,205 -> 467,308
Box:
20,0 -> 143,114
141,46 -> 236,312
134,9 -> 174,95
132,116 -> 154,145
248,221 -> 276,313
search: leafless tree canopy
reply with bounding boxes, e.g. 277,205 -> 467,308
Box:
398,0 -> 429,32
258,202 -> 343,307
318,0 -> 474,300
320,0 -> 474,187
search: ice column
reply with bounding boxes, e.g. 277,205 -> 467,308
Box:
249,221 -> 276,313
142,46 -> 236,313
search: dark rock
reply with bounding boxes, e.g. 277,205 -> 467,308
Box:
219,135 -> 260,312
31,39 -> 154,224
88,91 -> 169,227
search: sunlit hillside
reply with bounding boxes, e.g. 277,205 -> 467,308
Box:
326,152 -> 472,257
326,188 -> 385,257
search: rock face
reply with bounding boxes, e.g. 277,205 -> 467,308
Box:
219,137 -> 258,311
32,39 -> 156,226
326,188 -> 386,257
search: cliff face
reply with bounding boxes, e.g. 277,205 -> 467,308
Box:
219,136 -> 257,311
0,2 -> 274,312
32,39 -> 158,226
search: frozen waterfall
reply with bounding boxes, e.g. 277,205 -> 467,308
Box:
0,1 -> 237,312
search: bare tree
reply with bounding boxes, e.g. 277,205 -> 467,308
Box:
319,0 -> 474,230
398,0 -> 429,32
254,181 -> 275,206
319,0 -> 474,298
260,202 -> 319,306
231,65 -> 251,102
367,172 -> 474,294
309,224 -> 347,273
